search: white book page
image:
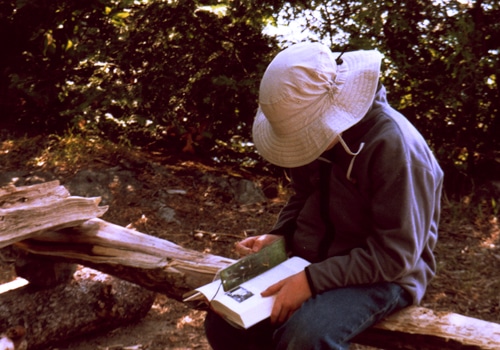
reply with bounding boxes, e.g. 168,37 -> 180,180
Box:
196,256 -> 309,301
192,257 -> 309,328
212,257 -> 310,313
195,279 -> 225,301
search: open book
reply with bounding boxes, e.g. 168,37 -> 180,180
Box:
183,240 -> 310,329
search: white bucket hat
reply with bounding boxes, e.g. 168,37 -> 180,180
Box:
252,42 -> 383,168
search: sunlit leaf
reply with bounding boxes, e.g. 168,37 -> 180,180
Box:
65,39 -> 73,51
114,12 -> 130,19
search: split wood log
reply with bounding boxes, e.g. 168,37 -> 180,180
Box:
0,267 -> 156,350
0,180 -> 67,206
16,218 -> 236,300
0,180 -> 108,248
0,180 -> 108,287
353,306 -> 500,350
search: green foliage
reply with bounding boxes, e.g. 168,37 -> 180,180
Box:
110,0 -> 278,150
1,0 -> 499,196
0,0 -> 129,133
0,0 -> 280,148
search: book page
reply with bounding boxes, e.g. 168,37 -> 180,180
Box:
211,257 -> 310,326
211,286 -> 275,328
195,256 -> 309,302
190,256 -> 310,329
194,278 -> 226,301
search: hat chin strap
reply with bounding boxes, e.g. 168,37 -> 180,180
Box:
338,135 -> 365,182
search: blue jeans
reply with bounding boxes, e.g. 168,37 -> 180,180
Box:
204,282 -> 411,350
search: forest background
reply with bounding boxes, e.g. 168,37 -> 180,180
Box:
0,1 -> 499,348
1,0 -> 499,198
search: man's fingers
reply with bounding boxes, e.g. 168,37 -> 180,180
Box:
234,241 -> 253,256
234,234 -> 283,257
261,280 -> 284,297
277,308 -> 293,325
269,291 -> 292,324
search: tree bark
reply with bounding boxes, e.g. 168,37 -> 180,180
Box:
0,267 -> 155,350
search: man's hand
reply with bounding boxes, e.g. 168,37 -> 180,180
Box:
261,270 -> 312,324
234,234 -> 282,257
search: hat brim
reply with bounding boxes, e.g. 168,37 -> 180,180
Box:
252,49 -> 382,168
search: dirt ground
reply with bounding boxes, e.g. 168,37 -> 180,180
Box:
1,142 -> 499,350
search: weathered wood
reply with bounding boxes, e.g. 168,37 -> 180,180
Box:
0,277 -> 28,294
0,181 -> 108,248
353,306 -> 500,350
0,267 -> 156,350
0,180 -> 67,206
16,218 -> 236,299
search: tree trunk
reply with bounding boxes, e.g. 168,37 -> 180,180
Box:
0,267 -> 155,350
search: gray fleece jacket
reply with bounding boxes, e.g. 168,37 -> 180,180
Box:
268,85 -> 444,304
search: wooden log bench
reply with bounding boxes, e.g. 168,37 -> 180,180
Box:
1,181 -> 500,349
354,307 -> 500,349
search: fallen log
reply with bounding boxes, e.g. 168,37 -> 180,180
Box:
0,180 -> 67,206
16,218 -> 235,299
0,180 -> 108,248
0,267 -> 156,350
353,306 -> 500,350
